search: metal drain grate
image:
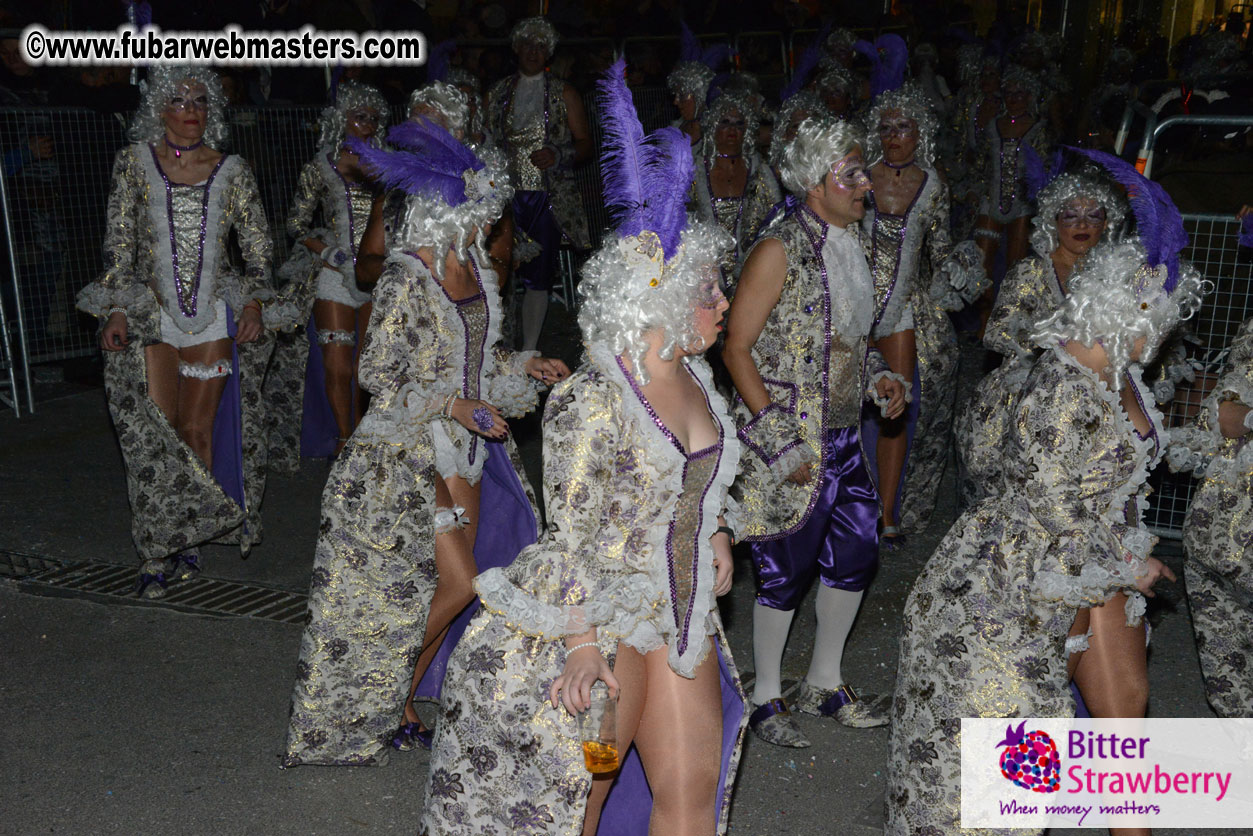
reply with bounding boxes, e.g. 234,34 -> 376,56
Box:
0,549 -> 309,624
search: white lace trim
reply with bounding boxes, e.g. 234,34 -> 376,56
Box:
936,238 -> 988,311
1033,557 -> 1143,608
823,223 -> 877,342
484,372 -> 541,419
178,359 -> 232,379
1124,591 -> 1147,628
1065,629 -> 1093,654
317,328 -> 356,346
434,504 -> 468,534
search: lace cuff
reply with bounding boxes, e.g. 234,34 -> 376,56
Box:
353,381 -> 454,446
497,348 -> 540,378
1032,556 -> 1142,609
935,240 -> 988,310
866,347 -> 890,379
75,281 -> 152,319
474,567 -> 658,640
484,372 -> 541,418
767,443 -> 817,481
737,402 -> 805,467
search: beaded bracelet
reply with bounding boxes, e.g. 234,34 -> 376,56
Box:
565,641 -> 600,656
107,306 -> 126,317
442,392 -> 458,419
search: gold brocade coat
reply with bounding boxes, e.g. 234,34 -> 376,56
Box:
421,342 -> 746,835
955,253 -> 1063,506
887,348 -> 1160,836
1171,317 -> 1253,717
486,72 -> 591,250
74,143 -> 275,565
282,250 -> 540,767
732,208 -> 888,541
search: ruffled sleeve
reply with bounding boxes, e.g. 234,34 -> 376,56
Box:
925,181 -> 988,312
984,257 -> 1046,359
286,160 -> 324,241
475,373 -> 655,639
227,158 -> 274,304
76,146 -> 150,317
1017,361 -> 1148,607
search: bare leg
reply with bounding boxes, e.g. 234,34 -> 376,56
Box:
875,329 -> 917,532
583,642 -> 722,836
973,216 -> 1003,338
175,339 -> 234,467
353,301 -> 372,427
313,299 -> 357,456
1071,595 -> 1150,836
403,474 -> 479,727
145,342 -> 181,427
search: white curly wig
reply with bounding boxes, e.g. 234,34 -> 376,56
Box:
700,92 -> 760,158
667,61 -> 716,105
865,81 -> 940,168
1031,240 -> 1209,387
408,81 -> 470,138
317,80 -> 388,151
1000,64 -> 1043,115
393,143 -> 513,279
770,90 -> 829,167
578,219 -> 732,383
1030,171 -> 1128,258
777,115 -> 864,197
130,65 -> 230,150
511,16 -> 558,56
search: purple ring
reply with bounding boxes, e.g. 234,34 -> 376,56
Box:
472,406 -> 494,432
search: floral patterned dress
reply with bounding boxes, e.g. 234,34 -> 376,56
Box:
689,151 -> 782,293
282,249 -> 540,768
419,343 -> 746,836
955,253 -> 1064,507
886,348 -> 1161,836
74,143 -> 274,568
1170,317 -> 1253,717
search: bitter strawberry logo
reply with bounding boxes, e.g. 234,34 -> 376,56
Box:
996,721 -> 1061,793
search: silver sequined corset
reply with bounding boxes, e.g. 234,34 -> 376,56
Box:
712,197 -> 743,237
869,211 -> 908,323
506,120 -> 546,191
998,137 -> 1021,216
345,185 -> 375,253
169,183 -> 209,315
454,292 -> 488,399
665,443 -> 722,655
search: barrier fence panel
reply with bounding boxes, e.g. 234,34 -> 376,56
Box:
1145,213 -> 1253,537
0,108 -> 130,390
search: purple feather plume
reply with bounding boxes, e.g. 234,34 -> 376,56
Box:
349,137 -> 467,204
1240,214 -> 1253,248
126,1 -> 152,29
679,22 -> 701,62
780,24 -> 829,102
854,34 -> 908,99
598,59 -> 693,257
701,43 -> 734,70
427,39 -> 456,83
386,118 -> 484,173
1065,145 -> 1188,290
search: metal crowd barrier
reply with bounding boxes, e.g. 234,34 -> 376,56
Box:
1146,212 -> 1253,537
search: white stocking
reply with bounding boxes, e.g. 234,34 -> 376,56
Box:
752,603 -> 796,704
806,584 -> 864,690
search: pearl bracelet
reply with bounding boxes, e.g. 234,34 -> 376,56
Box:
107,306 -> 126,317
565,641 -> 600,656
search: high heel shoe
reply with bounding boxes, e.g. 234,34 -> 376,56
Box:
168,549 -> 201,583
391,721 -> 433,751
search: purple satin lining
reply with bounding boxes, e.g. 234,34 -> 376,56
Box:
860,361 -> 922,520
597,639 -> 744,836
513,190 -> 561,291
414,441 -> 538,699
299,315 -> 358,459
209,306 -> 246,513
751,426 -> 879,609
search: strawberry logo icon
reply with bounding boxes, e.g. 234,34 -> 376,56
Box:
995,721 -> 1060,793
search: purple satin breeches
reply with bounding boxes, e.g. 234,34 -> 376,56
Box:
751,425 -> 879,610
512,190 -> 560,291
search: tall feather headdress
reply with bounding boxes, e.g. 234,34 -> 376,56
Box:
780,24 -> 830,102
853,34 -> 908,100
